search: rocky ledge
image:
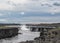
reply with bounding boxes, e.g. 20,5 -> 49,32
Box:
0,27 -> 19,39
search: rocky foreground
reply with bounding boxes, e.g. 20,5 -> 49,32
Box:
19,28 -> 60,43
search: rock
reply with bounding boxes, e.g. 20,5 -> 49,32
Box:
0,27 -> 18,39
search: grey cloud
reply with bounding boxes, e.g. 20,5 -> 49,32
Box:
7,1 -> 17,6
40,3 -> 52,7
2,16 -> 60,23
53,2 -> 60,6
0,0 -> 60,14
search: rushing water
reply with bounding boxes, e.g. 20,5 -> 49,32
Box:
0,25 -> 40,43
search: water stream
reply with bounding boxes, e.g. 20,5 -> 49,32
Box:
0,25 -> 40,43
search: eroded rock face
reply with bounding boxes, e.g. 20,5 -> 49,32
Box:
0,27 -> 18,39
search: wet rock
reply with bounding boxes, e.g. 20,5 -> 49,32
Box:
0,27 -> 18,39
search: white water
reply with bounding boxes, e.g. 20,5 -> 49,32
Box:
0,25 -> 40,43
20,25 -> 29,30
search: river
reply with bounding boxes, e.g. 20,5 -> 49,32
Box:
0,30 -> 40,43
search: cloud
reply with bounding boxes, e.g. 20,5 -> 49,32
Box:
0,13 -> 3,16
0,0 -> 60,23
10,0 -> 60,14
0,13 -> 8,17
53,2 -> 60,6
2,16 -> 59,23
0,19 -> 7,21
0,0 -> 60,14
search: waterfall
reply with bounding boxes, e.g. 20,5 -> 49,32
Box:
21,24 -> 29,30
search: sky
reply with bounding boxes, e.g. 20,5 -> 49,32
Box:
0,0 -> 60,24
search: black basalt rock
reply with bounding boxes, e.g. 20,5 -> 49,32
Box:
0,27 -> 18,39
